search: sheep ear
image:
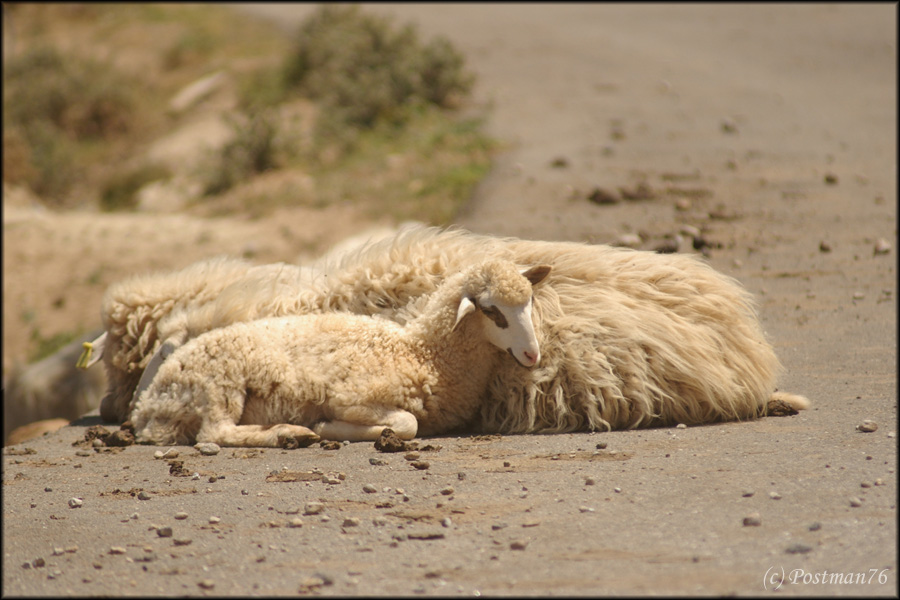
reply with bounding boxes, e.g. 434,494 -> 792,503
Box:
453,296 -> 477,331
521,265 -> 552,287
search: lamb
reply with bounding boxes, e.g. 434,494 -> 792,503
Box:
99,224 -> 809,435
129,260 -> 552,447
97,256 -> 314,423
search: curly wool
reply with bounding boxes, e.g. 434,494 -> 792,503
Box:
101,225 -> 804,433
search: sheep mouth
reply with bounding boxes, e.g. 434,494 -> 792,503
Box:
507,347 -> 538,369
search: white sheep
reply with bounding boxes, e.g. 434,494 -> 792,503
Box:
100,225 -> 809,435
130,260 -> 552,447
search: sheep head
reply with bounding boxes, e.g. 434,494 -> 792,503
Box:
453,261 -> 552,368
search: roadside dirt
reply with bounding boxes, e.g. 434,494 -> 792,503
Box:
2,4 -> 896,596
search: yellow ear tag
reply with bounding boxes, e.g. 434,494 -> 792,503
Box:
75,331 -> 107,369
76,342 -> 94,369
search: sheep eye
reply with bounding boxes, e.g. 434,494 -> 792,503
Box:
481,305 -> 508,329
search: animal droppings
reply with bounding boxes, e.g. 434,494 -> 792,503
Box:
374,429 -> 408,453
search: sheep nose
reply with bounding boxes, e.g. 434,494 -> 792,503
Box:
522,350 -> 539,367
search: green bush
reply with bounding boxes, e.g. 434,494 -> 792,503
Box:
100,163 -> 172,212
282,5 -> 474,131
203,111 -> 281,196
3,46 -> 139,202
4,46 -> 136,141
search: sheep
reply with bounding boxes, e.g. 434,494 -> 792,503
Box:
129,260 -> 552,447
99,224 -> 809,435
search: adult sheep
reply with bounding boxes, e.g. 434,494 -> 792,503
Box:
99,225 -> 808,434
130,260 -> 551,447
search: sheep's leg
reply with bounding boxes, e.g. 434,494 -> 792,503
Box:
197,423 -> 320,449
315,409 -> 418,442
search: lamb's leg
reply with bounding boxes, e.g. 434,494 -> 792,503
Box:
198,423 -> 320,449
315,409 -> 418,442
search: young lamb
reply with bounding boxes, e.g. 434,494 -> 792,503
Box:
101,225 -> 809,435
129,260 -> 551,447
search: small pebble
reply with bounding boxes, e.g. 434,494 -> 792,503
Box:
676,423 -> 687,429
440,487 -> 454,496
613,487 -> 622,493
441,517 -> 452,528
860,482 -> 871,489
52,547 -> 65,556
595,442 -> 608,450
503,461 -> 512,468
304,502 -> 325,515
321,475 -> 341,485
68,498 -> 83,509
578,506 -> 595,513
785,543 -> 813,555
241,489 -> 250,496
194,442 -> 220,456
373,516 -> 389,527
874,238 -> 891,255
808,522 -> 822,531
849,497 -> 863,508
362,484 -> 378,494
209,516 -> 220,524
288,518 -> 304,528
75,450 -> 91,457
584,477 -> 596,486
173,538 -> 192,546
410,461 -> 430,470
743,513 -> 762,527
857,420 -> 878,433
819,241 -> 832,253
174,512 -> 188,520
198,579 -> 215,590
138,491 -> 151,501
510,539 -> 529,550
742,490 -> 755,498
823,173 -> 838,185
208,476 -> 217,484
109,547 -> 127,555
768,492 -> 782,500
492,523 -> 508,530
369,457 -> 388,466
874,478 -> 884,486
342,517 -> 360,528
404,451 -> 421,461
157,526 -> 173,538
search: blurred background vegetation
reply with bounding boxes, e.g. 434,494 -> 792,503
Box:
2,3 -> 494,225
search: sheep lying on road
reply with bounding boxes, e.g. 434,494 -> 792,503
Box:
130,260 -> 551,447
102,225 -> 808,435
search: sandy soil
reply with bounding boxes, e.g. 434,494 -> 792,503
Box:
2,4 -> 896,596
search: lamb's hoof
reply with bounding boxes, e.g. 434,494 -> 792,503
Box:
278,432 -> 320,449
